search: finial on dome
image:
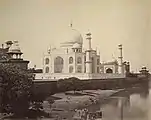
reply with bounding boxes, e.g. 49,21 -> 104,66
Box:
69,20 -> 73,28
86,29 -> 91,36
48,45 -> 51,54
86,31 -> 92,39
112,54 -> 115,59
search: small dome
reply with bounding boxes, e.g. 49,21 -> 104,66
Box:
103,59 -> 118,65
8,40 -> 22,54
72,43 -> 82,48
60,27 -> 83,47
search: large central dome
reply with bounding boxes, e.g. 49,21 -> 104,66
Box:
60,26 -> 83,47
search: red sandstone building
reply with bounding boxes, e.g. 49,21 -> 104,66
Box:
0,40 -> 29,70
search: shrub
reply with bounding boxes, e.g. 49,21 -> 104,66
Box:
57,77 -> 83,92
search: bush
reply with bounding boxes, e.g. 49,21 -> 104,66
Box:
57,77 -> 83,92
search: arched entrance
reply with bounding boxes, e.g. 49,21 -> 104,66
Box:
106,68 -> 113,73
54,56 -> 64,73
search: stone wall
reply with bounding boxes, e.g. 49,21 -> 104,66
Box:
35,73 -> 125,81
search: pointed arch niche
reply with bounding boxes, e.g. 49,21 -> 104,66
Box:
54,56 -> 64,73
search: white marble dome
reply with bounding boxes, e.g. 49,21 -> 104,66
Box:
60,27 -> 83,47
72,43 -> 82,48
8,40 -> 22,53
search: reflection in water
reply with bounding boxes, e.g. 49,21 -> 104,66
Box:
101,83 -> 150,120
147,89 -> 151,120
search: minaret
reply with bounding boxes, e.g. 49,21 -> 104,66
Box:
85,31 -> 92,74
87,32 -> 92,50
118,44 -> 124,74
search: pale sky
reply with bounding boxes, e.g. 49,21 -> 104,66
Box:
0,0 -> 151,72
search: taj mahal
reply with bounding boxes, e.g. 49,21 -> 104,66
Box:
35,24 -> 130,80
0,23 -> 130,81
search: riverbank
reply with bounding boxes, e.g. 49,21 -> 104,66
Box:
43,89 -> 124,119
1,87 -> 146,120
0,89 -> 124,120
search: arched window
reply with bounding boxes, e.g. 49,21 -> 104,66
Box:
77,65 -> 82,73
106,68 -> 113,73
77,57 -> 82,64
69,57 -> 73,64
97,59 -> 100,65
92,57 -> 95,73
69,66 -> 74,73
54,56 -> 64,73
97,67 -> 100,73
84,56 -> 86,62
45,58 -> 49,64
13,54 -> 16,59
45,67 -> 49,73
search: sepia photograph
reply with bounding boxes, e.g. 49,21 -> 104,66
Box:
0,0 -> 151,119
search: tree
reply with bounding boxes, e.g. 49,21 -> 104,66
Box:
68,77 -> 82,93
0,64 -> 33,117
57,77 -> 83,93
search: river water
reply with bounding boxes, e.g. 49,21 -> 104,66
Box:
100,80 -> 150,120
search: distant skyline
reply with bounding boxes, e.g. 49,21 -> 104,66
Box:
0,0 -> 151,72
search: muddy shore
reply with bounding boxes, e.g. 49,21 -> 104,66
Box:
42,89 -> 124,119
